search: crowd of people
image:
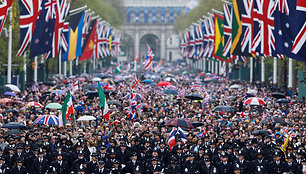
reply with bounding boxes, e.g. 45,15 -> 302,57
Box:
0,62 -> 305,174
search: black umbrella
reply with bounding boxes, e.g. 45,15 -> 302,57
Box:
104,90 -> 117,95
83,84 -> 95,90
149,83 -> 157,87
165,118 -> 194,129
86,91 -> 99,99
0,86 -> 11,94
2,122 -> 26,129
6,129 -> 22,135
252,130 -> 270,135
163,89 -> 178,95
191,121 -> 204,128
108,100 -> 122,107
272,92 -> 285,99
2,109 -> 19,114
273,117 -> 287,125
185,94 -> 203,100
277,98 -> 290,104
43,81 -> 56,86
212,105 -> 235,112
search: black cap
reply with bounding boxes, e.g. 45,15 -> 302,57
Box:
151,157 -> 159,161
56,151 -> 63,156
16,158 -> 23,163
287,153 -> 294,159
38,149 -> 44,154
113,159 -> 120,164
233,163 -> 241,170
98,160 -> 105,165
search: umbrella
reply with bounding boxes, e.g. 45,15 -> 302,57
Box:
77,77 -> 86,82
143,79 -> 153,83
77,116 -> 96,121
229,84 -> 241,89
185,94 -> 203,100
0,86 -> 11,94
163,89 -> 178,95
2,109 -> 19,114
198,73 -> 205,76
86,91 -> 99,99
157,81 -> 171,87
273,117 -> 287,125
244,97 -> 266,105
246,89 -> 257,95
212,105 -> 236,112
276,98 -> 290,104
93,82 -> 107,88
45,103 -> 62,109
271,92 -> 285,99
2,122 -> 26,129
191,121 -> 204,127
33,115 -> 59,125
125,93 -> 143,100
25,102 -> 43,108
0,98 -> 14,104
252,130 -> 270,135
83,84 -> 95,90
5,84 -> 21,92
108,100 -> 122,107
103,79 -> 114,85
226,96 -> 236,101
149,83 -> 157,87
5,129 -> 23,135
43,81 -> 56,86
165,118 -> 194,129
3,91 -> 16,97
92,77 -> 102,82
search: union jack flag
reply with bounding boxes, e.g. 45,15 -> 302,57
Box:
202,18 -> 210,57
129,99 -> 137,121
95,21 -> 106,59
0,0 -> 13,35
44,0 -> 56,22
183,30 -> 190,57
17,0 -> 41,56
291,0 -> 306,55
188,27 -> 195,58
251,0 -> 275,56
131,73 -> 141,88
143,43 -> 154,70
202,92 -> 209,109
195,24 -> 203,59
223,2 -> 232,57
112,30 -> 121,56
241,0 -> 255,54
207,14 -> 215,58
272,0 -> 290,15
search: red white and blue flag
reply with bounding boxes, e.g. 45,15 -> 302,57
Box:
0,0 -> 12,35
241,0 -> 255,54
17,0 -> 41,56
167,127 -> 187,150
223,2 -> 232,57
291,0 -> 306,57
143,43 -> 154,70
129,99 -> 137,121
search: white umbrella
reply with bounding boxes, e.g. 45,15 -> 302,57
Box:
247,89 -> 258,95
77,116 -> 96,122
5,84 -> 21,92
230,84 -> 241,89
92,77 -> 102,82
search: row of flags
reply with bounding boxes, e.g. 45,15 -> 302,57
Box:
179,0 -> 306,63
0,0 -> 121,61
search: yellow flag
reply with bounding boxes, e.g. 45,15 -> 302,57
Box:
109,36 -> 112,51
280,136 -> 289,161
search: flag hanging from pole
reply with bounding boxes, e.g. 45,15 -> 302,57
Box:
59,90 -> 73,128
98,82 -> 109,121
0,0 -> 13,35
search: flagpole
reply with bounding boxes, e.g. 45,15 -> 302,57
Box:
203,59 -> 206,72
23,53 -> 27,82
7,7 -> 12,84
59,50 -> 62,75
250,57 -> 253,82
70,60 -> 72,76
261,57 -> 265,82
273,57 -> 277,86
134,60 -> 137,72
288,58 -> 293,97
211,60 -> 214,73
69,5 -> 87,16
34,56 -> 38,82
64,61 -> 67,76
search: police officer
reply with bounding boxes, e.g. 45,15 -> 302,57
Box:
217,152 -> 233,174
0,156 -> 8,174
10,158 -> 28,174
252,149 -> 268,173
33,149 -> 49,174
268,151 -> 289,174
200,158 -> 219,174
286,153 -> 302,174
50,151 -> 69,174
94,160 -> 109,174
146,157 -> 163,174
124,152 -> 143,174
183,152 -> 200,173
110,159 -> 122,174
235,150 -> 250,174
164,160 -> 182,174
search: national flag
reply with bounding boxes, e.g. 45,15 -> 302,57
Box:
112,30 -> 121,56
29,0 -> 55,58
220,62 -> 226,76
16,0 -> 41,56
214,13 -> 231,63
102,25 -> 110,57
115,63 -> 122,74
143,43 -> 154,70
223,2 -> 232,57
59,90 -> 73,128
52,0 -> 70,58
98,82 -> 109,121
71,81 -> 79,92
238,111 -> 248,117
95,21 -> 106,59
131,73 -> 141,88
177,127 -> 187,142
273,0 -> 306,62
251,0 -> 275,56
202,18 -> 210,57
188,27 -> 196,58
134,53 -> 139,62
0,0 -> 13,35
240,0 -> 255,54
81,10 -> 92,46
63,10 -> 84,61
79,19 -> 97,61
129,99 -> 137,121
202,91 -> 209,109
194,24 -> 203,59
207,14 -> 215,58
291,0 -> 306,57
168,127 -> 177,150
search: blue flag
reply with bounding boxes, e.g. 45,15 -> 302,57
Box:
29,0 -> 55,58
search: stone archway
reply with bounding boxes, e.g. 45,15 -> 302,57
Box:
139,34 -> 160,62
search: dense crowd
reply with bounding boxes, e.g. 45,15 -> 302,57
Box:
0,63 -> 305,174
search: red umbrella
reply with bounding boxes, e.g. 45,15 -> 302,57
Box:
244,97 -> 266,105
25,102 -> 43,107
0,98 -> 13,104
157,81 -> 171,87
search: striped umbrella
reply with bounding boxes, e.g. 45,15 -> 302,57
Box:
34,115 -> 59,125
25,102 -> 43,107
244,97 -> 266,105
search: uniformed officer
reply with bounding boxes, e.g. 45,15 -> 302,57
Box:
50,151 -> 69,174
10,158 -> 28,174
124,152 -> 143,174
252,149 -> 268,173
183,152 -> 200,173
164,159 -> 182,174
146,157 -> 163,174
33,149 -> 49,174
94,160 -> 110,174
268,151 -> 289,174
235,150 -> 250,174
286,153 -> 302,174
0,156 -> 8,174
217,152 -> 233,174
110,159 -> 122,174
